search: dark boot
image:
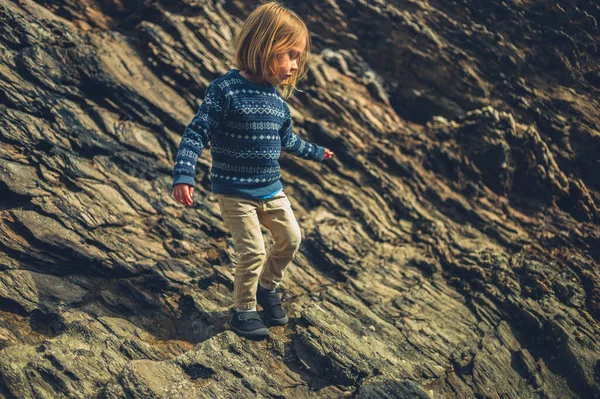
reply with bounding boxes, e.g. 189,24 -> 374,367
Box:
256,284 -> 288,326
229,310 -> 270,340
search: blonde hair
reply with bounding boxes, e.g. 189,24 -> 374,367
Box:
232,1 -> 311,99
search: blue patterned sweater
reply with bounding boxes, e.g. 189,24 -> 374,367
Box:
172,69 -> 325,198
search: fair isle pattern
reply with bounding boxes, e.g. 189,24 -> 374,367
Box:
282,134 -> 298,150
210,174 -> 280,183
176,160 -> 194,167
216,78 -> 244,89
172,69 -> 325,198
211,146 -> 281,159
229,106 -> 286,118
212,161 -> 280,174
192,111 -> 219,128
225,121 -> 280,130
223,131 -> 278,140
223,87 -> 285,104
181,137 -> 204,149
201,96 -> 223,111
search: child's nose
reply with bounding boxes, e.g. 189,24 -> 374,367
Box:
291,60 -> 298,70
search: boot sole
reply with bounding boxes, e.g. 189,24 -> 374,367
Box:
230,324 -> 270,340
261,312 -> 288,326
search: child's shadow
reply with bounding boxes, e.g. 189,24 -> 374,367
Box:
177,303 -> 296,344
175,296 -> 233,344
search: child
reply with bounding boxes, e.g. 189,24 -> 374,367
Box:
171,1 -> 334,340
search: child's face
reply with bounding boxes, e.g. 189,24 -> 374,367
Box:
268,36 -> 306,85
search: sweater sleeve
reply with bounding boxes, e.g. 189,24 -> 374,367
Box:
172,82 -> 226,188
280,103 -> 325,162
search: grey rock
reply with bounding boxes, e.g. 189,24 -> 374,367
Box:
0,0 -> 599,398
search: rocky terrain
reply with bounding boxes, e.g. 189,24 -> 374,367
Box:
0,0 -> 599,398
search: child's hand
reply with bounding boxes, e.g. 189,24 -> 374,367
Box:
323,148 -> 334,160
173,183 -> 194,206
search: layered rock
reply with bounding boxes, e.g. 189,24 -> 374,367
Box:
0,0 -> 599,398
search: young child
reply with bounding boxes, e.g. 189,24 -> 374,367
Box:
171,1 -> 334,340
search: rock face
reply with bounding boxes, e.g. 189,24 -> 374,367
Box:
1,0 -> 599,398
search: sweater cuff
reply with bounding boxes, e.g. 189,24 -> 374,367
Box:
314,146 -> 325,162
172,174 -> 195,189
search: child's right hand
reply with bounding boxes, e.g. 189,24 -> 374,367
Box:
173,184 -> 194,206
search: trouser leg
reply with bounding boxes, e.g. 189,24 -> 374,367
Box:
216,194 -> 265,310
258,191 -> 302,290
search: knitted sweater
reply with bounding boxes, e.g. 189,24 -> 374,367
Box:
172,69 -> 325,198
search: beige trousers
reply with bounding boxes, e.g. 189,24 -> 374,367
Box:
215,190 -> 302,310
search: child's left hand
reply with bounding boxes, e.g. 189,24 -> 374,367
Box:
323,148 -> 334,160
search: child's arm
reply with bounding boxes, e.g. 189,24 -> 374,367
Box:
280,103 -> 327,162
172,82 -> 226,190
